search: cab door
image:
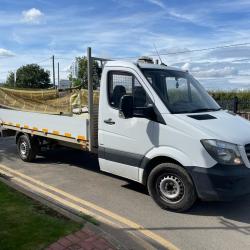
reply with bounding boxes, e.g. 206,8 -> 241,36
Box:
98,68 -> 156,181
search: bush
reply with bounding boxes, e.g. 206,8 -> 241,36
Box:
209,91 -> 250,101
209,91 -> 250,112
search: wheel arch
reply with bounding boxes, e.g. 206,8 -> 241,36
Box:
16,132 -> 40,145
16,132 -> 27,144
140,147 -> 192,185
142,156 -> 183,185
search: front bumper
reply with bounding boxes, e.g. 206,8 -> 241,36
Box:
187,164 -> 250,201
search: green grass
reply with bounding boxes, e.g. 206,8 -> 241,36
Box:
0,181 -> 82,250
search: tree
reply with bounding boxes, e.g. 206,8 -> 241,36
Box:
68,72 -> 81,88
72,57 -> 100,89
5,71 -> 15,87
15,64 -> 51,89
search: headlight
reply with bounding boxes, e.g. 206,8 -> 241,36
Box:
201,139 -> 243,165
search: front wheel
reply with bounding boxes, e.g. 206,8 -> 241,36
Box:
147,163 -> 197,212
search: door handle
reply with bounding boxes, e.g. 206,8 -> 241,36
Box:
104,118 -> 115,125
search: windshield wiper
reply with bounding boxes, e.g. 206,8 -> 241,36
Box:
190,108 -> 222,113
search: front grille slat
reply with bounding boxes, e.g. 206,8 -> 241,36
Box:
245,144 -> 250,162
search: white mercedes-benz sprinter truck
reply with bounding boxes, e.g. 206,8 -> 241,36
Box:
98,61 -> 250,212
2,54 -> 250,212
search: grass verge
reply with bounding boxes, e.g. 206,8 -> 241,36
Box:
0,180 -> 82,250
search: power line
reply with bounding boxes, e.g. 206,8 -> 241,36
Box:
0,57 -> 51,74
54,57 -> 74,61
54,42 -> 250,61
2,41 -> 250,77
170,58 -> 250,67
32,57 -> 51,64
155,42 -> 250,56
111,42 -> 250,60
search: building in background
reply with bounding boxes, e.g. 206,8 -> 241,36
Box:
59,79 -> 71,90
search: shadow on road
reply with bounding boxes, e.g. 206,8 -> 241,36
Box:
0,137 -> 17,163
23,145 -> 250,229
1,137 -> 250,232
0,137 -> 148,194
38,147 -> 149,195
122,199 -> 250,235
188,197 -> 250,227
38,147 -> 100,171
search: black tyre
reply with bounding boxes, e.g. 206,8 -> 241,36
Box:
147,163 -> 197,212
17,135 -> 39,162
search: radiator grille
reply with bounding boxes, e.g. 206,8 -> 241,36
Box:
245,144 -> 250,162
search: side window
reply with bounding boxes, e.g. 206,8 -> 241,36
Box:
108,71 -> 149,109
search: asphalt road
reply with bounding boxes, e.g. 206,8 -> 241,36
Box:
1,137 -> 250,250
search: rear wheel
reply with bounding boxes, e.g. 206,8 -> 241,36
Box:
17,134 -> 39,162
147,163 -> 197,212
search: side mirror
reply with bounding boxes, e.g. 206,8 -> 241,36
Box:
119,95 -> 133,119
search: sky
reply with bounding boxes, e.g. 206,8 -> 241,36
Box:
0,0 -> 250,90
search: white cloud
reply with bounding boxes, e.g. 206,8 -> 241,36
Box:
1,3 -> 249,89
22,8 -> 44,24
0,48 -> 15,57
193,66 -> 238,78
179,62 -> 240,79
146,0 -> 165,9
167,10 -> 200,23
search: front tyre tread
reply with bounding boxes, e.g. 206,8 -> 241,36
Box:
147,163 -> 197,212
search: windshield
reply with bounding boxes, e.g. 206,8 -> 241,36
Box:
141,69 -> 220,114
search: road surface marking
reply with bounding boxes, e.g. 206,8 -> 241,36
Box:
0,168 -> 115,226
0,164 -> 179,250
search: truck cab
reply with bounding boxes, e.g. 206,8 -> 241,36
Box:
98,60 -> 250,211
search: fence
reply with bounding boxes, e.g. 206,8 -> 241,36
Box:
216,97 -> 250,120
0,87 -> 99,115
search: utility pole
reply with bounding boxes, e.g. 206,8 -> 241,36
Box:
87,47 -> 94,151
52,55 -> 55,88
57,62 -> 60,88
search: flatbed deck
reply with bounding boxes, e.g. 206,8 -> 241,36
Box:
0,109 -> 90,150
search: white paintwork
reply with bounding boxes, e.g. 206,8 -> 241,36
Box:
98,66 -> 158,181
99,158 -> 139,182
2,60 -> 250,185
98,61 -> 250,183
0,109 -> 88,139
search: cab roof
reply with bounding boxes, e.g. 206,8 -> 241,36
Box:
138,62 -> 186,72
105,60 -> 186,73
